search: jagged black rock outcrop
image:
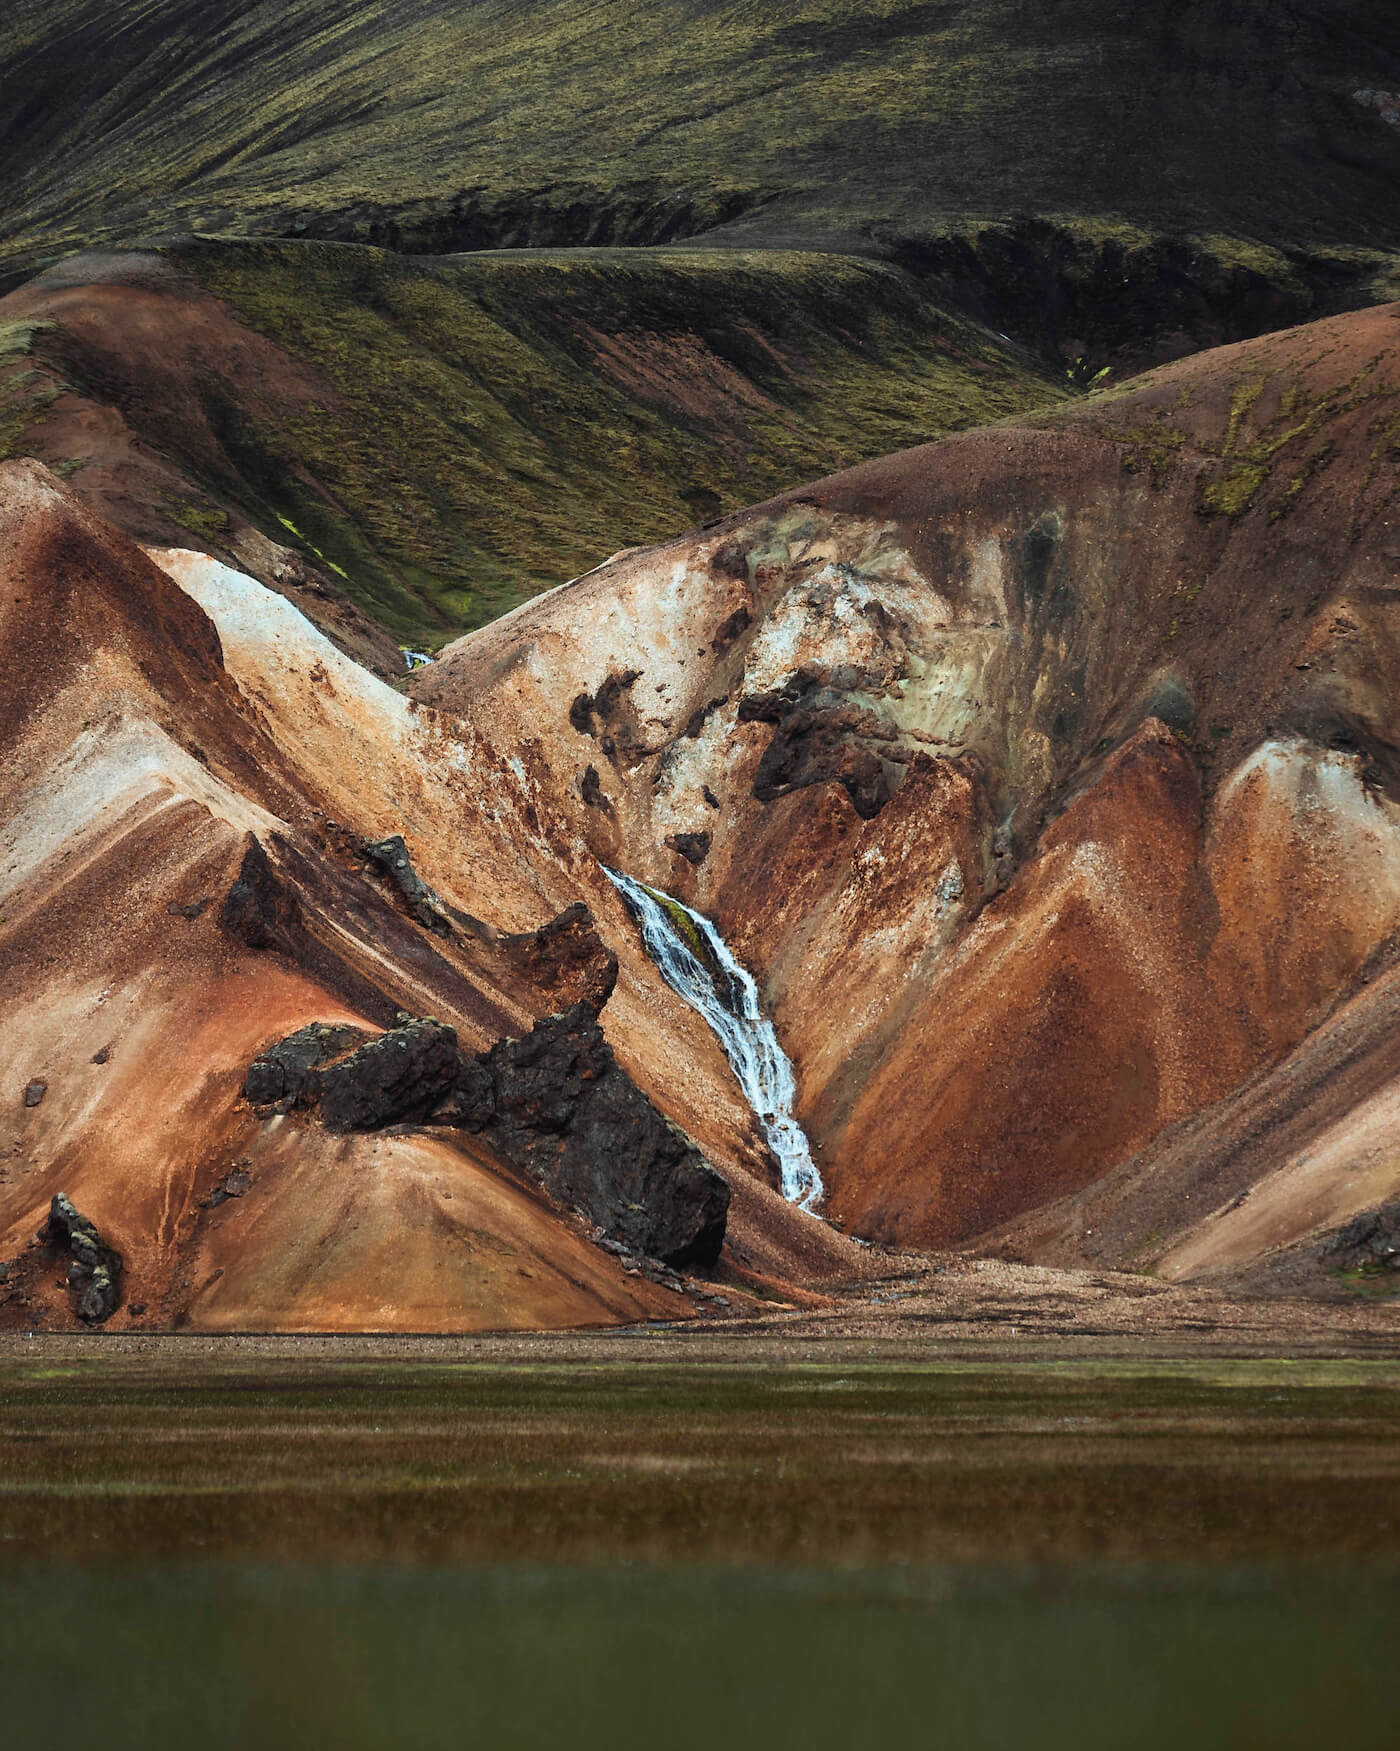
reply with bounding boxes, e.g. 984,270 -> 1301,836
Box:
318,1018 -> 461,1132
738,664 -> 910,819
244,1006 -> 729,1266
244,1022 -> 368,1110
45,1193 -> 122,1323
245,1016 -> 458,1132
220,834 -> 301,950
472,1003 -> 729,1267
360,834 -> 454,935
1320,1203 -> 1400,1276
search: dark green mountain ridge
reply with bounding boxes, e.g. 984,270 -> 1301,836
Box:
4,0 -> 1399,355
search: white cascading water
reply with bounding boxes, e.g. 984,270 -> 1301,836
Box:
603,867 -> 824,1212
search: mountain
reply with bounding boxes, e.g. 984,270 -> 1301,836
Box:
4,2 -> 1400,1330
4,3 -> 1399,307
411,296 -> 1400,1292
0,458 -> 859,1331
5,296 -> 1400,1329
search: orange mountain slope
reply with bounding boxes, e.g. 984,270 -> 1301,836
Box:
6,299 -> 1400,1329
0,461 -> 858,1330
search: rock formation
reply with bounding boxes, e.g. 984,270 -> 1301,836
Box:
44,1194 -> 122,1323
247,1006 -> 730,1268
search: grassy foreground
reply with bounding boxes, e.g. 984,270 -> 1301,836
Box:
3,1345 -> 1400,1565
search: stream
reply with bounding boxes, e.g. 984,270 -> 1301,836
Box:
603,867 -> 823,1211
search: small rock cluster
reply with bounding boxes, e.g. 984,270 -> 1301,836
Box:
45,1193 -> 122,1323
1321,1202 -> 1400,1275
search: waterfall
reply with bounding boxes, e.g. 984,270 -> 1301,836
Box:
603,867 -> 824,1212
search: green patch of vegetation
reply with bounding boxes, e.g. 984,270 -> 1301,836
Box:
172,237 -> 1062,640
1201,461 -> 1269,518
164,498 -> 231,541
1094,419 -> 1187,485
1,1351 -> 1400,1568
0,318 -> 53,358
0,322 -> 58,462
1197,358 -> 1397,519
641,883 -> 707,958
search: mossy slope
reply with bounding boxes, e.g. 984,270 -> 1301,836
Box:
2,0 -> 1397,316
1,238 -> 1063,641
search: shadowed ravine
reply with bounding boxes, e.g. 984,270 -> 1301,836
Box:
605,867 -> 823,1210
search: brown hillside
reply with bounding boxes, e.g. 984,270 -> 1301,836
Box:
414,301 -> 1400,1275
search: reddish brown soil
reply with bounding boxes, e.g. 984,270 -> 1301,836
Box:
0,256 -> 401,675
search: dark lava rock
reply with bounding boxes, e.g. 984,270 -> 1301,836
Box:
318,1017 -> 461,1132
220,835 -> 300,950
475,1003 -> 729,1268
23,1080 -> 46,1108
166,896 -> 211,919
244,1022 -> 367,1109
739,664 -> 909,819
91,1047 -> 110,1065
569,671 -> 642,756
499,901 -> 618,1011
199,1168 -> 253,1210
666,830 -> 711,865
1320,1201 -> 1400,1274
361,834 -> 452,935
245,1005 -> 728,1265
681,695 -> 727,739
430,1056 -> 497,1130
580,764 -> 611,812
45,1193 -> 122,1323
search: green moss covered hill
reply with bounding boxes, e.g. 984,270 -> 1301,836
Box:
0,238 -> 1063,642
2,2 -> 1398,647
3,1 -> 1399,339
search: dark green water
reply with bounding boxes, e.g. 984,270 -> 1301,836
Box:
3,1346 -> 1398,1747
3,1563 -> 1395,1750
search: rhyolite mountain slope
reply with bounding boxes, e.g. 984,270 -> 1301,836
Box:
0,458 -> 861,1331
0,238 -> 1062,650
412,298 -> 1400,1295
6,298 -> 1400,1330
3,0 -> 1400,370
